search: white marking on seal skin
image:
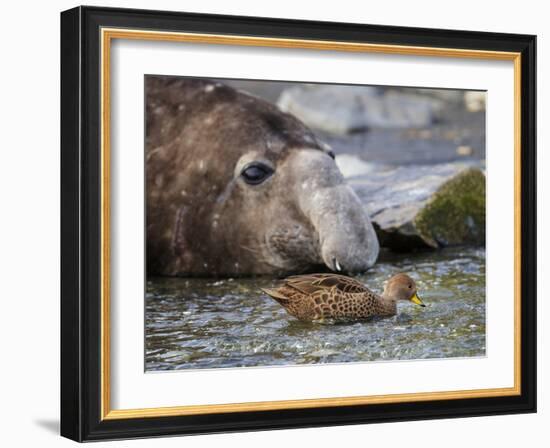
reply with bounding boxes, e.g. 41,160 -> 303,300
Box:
204,84 -> 216,93
146,145 -> 164,162
154,174 -> 164,187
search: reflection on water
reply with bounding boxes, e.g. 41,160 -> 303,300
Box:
145,248 -> 485,371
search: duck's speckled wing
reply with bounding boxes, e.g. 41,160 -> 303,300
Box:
263,273 -> 390,321
284,273 -> 370,295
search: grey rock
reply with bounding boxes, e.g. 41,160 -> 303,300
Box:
278,85 -> 444,135
412,88 -> 465,103
464,91 -> 486,112
278,85 -> 376,135
336,155 -> 486,250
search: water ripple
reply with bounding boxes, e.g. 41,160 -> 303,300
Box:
145,247 -> 485,371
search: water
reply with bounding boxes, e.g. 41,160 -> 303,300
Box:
145,247 -> 485,371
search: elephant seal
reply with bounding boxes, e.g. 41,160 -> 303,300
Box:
146,76 -> 379,276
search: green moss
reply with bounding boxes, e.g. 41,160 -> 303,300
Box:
414,168 -> 486,246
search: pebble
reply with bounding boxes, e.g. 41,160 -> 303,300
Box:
464,91 -> 486,112
456,145 -> 473,156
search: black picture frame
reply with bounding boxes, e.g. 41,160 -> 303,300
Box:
61,5 -> 536,442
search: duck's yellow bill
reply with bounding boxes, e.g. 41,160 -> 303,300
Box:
410,293 -> 426,307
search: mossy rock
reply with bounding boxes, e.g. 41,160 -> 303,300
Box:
414,168 -> 485,246
344,160 -> 486,251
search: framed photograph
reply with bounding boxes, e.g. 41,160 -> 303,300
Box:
60,6 -> 536,441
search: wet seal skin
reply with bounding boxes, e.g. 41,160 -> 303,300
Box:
146,77 -> 379,277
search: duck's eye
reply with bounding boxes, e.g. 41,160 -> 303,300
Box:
241,162 -> 274,185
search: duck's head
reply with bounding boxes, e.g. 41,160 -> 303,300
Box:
384,273 -> 425,307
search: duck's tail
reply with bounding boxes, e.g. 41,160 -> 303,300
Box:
261,288 -> 292,306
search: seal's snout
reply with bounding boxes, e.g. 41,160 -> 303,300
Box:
316,206 -> 380,273
315,185 -> 380,273
322,239 -> 376,274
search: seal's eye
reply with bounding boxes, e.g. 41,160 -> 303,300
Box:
241,162 -> 274,185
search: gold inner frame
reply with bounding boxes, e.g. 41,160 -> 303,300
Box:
100,27 -> 522,420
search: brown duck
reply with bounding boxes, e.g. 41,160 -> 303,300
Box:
262,273 -> 425,321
